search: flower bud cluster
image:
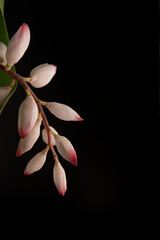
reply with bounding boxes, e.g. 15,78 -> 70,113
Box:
0,23 -> 83,196
17,92 -> 82,195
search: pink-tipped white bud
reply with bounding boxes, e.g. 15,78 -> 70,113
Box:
53,160 -> 67,196
6,23 -> 30,67
46,102 -> 83,121
29,64 -> 57,88
16,118 -> 42,157
0,86 -> 11,106
24,147 -> 48,175
18,95 -> 38,138
42,126 -> 58,146
54,135 -> 77,166
0,42 -> 7,66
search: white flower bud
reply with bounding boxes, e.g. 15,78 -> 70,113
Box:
0,42 -> 7,66
24,147 -> 48,175
42,126 -> 58,146
46,102 -> 83,121
53,160 -> 67,196
18,95 -> 38,138
6,23 -> 30,67
54,135 -> 77,166
16,118 -> 42,157
0,86 -> 11,106
29,64 -> 57,88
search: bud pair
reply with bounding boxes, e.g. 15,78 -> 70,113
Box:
16,118 -> 42,157
0,23 -> 30,68
24,149 -> 67,196
0,24 -> 56,89
42,126 -> 77,166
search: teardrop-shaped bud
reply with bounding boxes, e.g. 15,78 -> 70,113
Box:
46,102 -> 83,121
0,86 -> 11,106
0,42 -> 7,66
6,23 -> 30,67
54,135 -> 77,166
42,126 -> 58,146
18,95 -> 38,138
24,147 -> 48,175
16,118 -> 42,157
29,64 -> 57,88
53,160 -> 67,196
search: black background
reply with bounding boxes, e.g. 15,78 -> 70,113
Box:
0,0 -> 157,227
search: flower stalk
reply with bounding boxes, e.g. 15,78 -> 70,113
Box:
0,64 -> 58,159
0,22 -> 83,196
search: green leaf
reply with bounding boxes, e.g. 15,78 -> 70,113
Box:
0,0 -> 4,14
0,3 -> 17,115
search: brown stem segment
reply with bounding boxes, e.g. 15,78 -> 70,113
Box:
0,65 -> 58,159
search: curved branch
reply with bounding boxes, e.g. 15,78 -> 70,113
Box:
0,64 -> 58,159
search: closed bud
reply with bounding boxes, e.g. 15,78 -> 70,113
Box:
53,160 -> 67,196
18,95 -> 38,138
54,135 -> 77,166
0,42 -> 7,66
46,102 -> 83,121
42,126 -> 58,146
29,64 -> 57,88
0,86 -> 11,106
6,23 -> 30,67
24,147 -> 48,175
16,118 -> 42,157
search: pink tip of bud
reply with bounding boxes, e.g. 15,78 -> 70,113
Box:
71,150 -> 77,166
76,116 -> 84,121
19,128 -> 29,138
21,22 -> 29,30
59,190 -> 66,196
24,171 -> 32,176
16,149 -> 22,157
19,23 -> 30,38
